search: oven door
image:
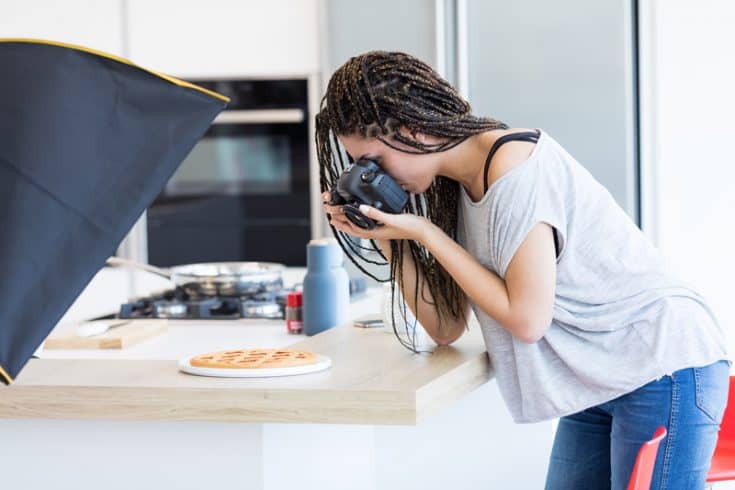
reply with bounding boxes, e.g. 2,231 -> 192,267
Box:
147,108 -> 310,267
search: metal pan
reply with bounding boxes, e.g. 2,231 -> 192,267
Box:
106,257 -> 285,297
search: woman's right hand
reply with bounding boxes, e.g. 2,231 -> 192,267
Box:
322,191 -> 391,254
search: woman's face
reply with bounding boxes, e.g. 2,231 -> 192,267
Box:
337,131 -> 442,194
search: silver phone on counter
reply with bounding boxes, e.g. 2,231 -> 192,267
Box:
353,315 -> 384,328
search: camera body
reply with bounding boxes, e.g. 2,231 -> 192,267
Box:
329,160 -> 409,230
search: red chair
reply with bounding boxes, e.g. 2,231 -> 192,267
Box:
627,426 -> 668,490
706,376 -> 735,485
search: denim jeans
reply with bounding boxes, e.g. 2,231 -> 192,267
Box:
545,359 -> 731,490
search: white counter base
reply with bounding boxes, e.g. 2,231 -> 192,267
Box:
0,380 -> 553,489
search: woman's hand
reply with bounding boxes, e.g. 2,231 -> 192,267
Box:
322,191 -> 431,243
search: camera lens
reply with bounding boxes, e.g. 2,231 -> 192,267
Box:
343,204 -> 376,230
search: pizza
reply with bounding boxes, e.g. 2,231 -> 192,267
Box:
188,348 -> 319,369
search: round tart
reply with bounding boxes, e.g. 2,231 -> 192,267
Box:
190,348 -> 318,369
179,348 -> 332,378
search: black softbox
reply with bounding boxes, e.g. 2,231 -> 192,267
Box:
0,39 -> 228,384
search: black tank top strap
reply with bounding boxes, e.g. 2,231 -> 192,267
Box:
480,129 -> 559,258
483,129 -> 541,195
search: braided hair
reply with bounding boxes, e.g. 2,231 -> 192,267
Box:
315,51 -> 508,352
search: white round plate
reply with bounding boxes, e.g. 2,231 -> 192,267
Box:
178,354 -> 332,378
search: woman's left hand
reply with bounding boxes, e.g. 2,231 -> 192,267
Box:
331,204 -> 432,243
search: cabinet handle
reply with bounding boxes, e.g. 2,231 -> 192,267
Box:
212,109 -> 304,125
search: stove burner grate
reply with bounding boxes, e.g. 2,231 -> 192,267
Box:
118,286 -> 291,320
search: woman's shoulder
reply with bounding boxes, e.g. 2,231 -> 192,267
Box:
483,127 -> 542,190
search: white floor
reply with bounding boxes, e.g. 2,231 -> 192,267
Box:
713,482 -> 735,489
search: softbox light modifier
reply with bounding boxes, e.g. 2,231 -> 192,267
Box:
0,39 -> 229,384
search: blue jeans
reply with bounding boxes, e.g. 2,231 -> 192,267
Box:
545,359 -> 731,490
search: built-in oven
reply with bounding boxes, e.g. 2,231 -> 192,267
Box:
146,79 -> 311,267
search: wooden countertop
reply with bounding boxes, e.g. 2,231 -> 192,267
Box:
0,322 -> 492,425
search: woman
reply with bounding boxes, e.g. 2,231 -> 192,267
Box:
316,50 -> 730,489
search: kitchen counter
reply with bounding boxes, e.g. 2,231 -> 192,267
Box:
0,318 -> 491,425
0,267 -> 552,490
0,267 -> 492,425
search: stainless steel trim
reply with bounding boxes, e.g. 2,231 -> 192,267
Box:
435,0 -> 447,78
621,0 -> 640,230
308,73 -> 323,241
316,0 -> 332,240
212,109 -> 305,125
456,0 -> 469,99
637,0 -> 659,247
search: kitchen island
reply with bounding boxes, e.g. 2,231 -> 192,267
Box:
1,319 -> 491,425
0,267 -> 553,489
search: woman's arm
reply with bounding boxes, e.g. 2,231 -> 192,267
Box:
322,192 -> 467,345
418,221 -> 557,343
325,192 -> 557,344
374,239 -> 469,346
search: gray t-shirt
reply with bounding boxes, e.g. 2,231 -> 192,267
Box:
456,128 -> 731,423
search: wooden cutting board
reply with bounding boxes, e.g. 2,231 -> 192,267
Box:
43,320 -> 168,350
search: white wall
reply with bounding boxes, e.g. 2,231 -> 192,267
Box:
640,0 -> 735,354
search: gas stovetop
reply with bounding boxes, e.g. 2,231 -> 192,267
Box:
110,276 -> 367,321
117,287 -> 293,320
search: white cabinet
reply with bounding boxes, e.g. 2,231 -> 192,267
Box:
3,1 -> 321,77
126,0 -> 320,77
0,0 -> 124,55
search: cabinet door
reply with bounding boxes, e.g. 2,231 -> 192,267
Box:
126,0 -> 319,77
1,0 -> 124,55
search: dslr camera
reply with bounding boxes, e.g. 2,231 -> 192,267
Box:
329,160 -> 409,230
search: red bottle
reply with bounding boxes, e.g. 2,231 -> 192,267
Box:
286,291 -> 303,334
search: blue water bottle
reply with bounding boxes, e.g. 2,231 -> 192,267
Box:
302,238 -> 350,336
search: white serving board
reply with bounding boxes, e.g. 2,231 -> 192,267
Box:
178,354 -> 332,378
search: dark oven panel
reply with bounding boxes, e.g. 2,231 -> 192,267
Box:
147,79 -> 310,267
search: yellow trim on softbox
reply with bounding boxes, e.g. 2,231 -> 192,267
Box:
0,363 -> 13,385
0,38 -> 230,103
